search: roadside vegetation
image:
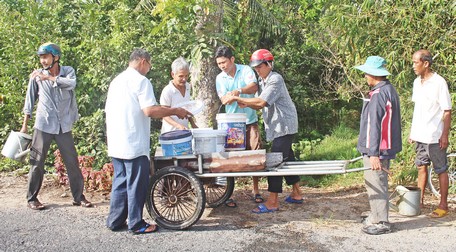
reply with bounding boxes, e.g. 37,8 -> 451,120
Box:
0,0 -> 454,191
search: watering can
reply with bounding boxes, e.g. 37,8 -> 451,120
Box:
389,185 -> 421,216
1,131 -> 32,162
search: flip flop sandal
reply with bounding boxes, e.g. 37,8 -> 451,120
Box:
285,196 -> 304,204
251,203 -> 278,214
225,199 -> 237,208
28,200 -> 45,210
253,194 -> 264,203
131,223 -> 159,235
430,208 -> 448,218
73,199 -> 93,208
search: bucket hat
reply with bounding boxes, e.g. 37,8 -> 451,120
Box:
354,56 -> 390,76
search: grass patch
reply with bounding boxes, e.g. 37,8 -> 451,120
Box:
293,125 -> 364,188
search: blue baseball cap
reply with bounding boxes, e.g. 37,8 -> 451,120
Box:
354,56 -> 390,76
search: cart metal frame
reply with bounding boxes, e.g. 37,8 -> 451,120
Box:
146,150 -> 368,230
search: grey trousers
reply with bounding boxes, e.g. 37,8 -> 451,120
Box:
363,155 -> 390,223
27,129 -> 85,203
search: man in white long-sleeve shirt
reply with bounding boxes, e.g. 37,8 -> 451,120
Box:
21,42 -> 91,210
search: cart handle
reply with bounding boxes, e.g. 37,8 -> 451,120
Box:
349,156 -> 363,163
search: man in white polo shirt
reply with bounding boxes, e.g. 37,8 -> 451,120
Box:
105,49 -> 191,234
409,49 -> 452,218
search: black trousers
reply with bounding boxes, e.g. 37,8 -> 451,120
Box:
267,134 -> 300,193
27,129 -> 84,202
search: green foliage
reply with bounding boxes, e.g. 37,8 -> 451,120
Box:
73,109 -> 109,170
0,0 -> 454,196
294,125 -> 359,161
317,0 -> 456,97
0,0 -> 175,170
0,157 -> 29,173
293,125 -> 363,187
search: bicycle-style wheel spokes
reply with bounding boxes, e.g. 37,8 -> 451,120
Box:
146,166 -> 205,230
203,177 -> 234,208
153,174 -> 198,222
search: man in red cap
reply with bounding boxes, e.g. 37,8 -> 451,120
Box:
222,49 -> 303,213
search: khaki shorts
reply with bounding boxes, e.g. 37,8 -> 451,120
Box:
246,123 -> 261,150
415,142 -> 448,174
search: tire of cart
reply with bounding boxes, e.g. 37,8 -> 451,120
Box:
427,153 -> 456,200
146,166 -> 205,230
202,177 -> 235,208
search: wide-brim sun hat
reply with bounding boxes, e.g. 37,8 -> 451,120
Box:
354,56 -> 390,76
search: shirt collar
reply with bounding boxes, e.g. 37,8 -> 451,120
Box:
259,71 -> 274,84
220,64 -> 241,79
169,80 -> 189,93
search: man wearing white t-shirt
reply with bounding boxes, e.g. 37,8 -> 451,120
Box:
105,49 -> 191,234
160,57 -> 197,133
409,49 -> 452,218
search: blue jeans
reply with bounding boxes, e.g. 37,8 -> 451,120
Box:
106,156 -> 150,231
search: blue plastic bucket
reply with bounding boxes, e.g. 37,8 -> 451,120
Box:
159,130 -> 193,156
216,113 -> 246,151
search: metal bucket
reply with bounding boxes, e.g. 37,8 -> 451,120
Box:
389,185 -> 421,216
1,131 -> 32,162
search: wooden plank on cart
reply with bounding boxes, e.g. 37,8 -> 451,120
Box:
206,150 -> 266,173
179,150 -> 267,173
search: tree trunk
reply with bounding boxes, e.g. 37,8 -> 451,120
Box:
191,0 -> 223,128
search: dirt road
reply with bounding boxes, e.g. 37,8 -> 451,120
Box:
0,173 -> 455,252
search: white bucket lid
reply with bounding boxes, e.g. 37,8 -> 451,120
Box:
216,113 -> 247,122
191,128 -> 226,137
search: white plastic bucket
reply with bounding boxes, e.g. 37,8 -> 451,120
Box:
1,131 -> 32,162
216,113 -> 246,151
191,129 -> 226,154
389,185 -> 421,216
159,130 -> 193,156
215,131 -> 226,152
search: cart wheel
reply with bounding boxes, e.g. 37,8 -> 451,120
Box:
202,177 -> 235,208
146,166 -> 205,230
428,154 -> 456,201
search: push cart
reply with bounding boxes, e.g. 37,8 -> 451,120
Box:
145,148 -> 369,230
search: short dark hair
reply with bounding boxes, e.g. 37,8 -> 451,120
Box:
215,45 -> 233,59
416,49 -> 433,66
129,48 -> 151,63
